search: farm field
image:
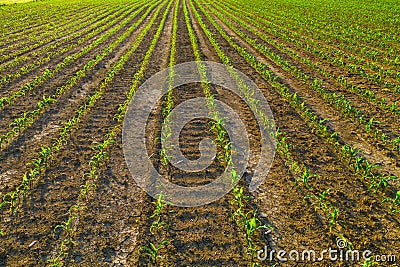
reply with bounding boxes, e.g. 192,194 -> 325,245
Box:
0,0 -> 399,266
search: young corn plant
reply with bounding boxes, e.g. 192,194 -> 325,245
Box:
204,0 -> 400,204
382,190 -> 400,213
365,118 -> 377,133
328,208 -> 341,232
54,205 -> 79,242
190,0 -> 358,259
48,205 -> 80,265
0,0 -> 166,216
369,175 -> 396,193
150,193 -> 169,233
301,168 -> 319,189
304,189 -> 332,213
0,3 -> 151,112
362,259 -> 380,267
230,169 -> 270,258
207,0 -> 400,153
47,1 -> 170,265
141,240 -> 169,264
244,212 -> 271,256
362,161 -> 380,180
393,137 -> 400,152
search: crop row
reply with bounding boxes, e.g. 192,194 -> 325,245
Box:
0,4 -> 95,45
187,1 -> 300,265
191,1 -> 398,264
45,1 -> 172,265
0,1 -> 153,110
203,1 -> 400,157
0,5 -> 103,63
0,1 -> 100,33
158,0 -> 179,167
0,0 -> 164,216
0,4 -> 131,88
210,0 -> 400,115
189,0 -> 343,260
220,0 -> 400,89
0,1 -> 158,150
141,1 -> 179,263
235,0 -> 400,66
187,6 -> 261,266
193,0 -> 399,216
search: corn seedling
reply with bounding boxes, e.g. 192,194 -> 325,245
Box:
362,259 -> 380,267
369,175 -> 396,193
328,208 -> 340,232
301,168 -> 319,188
150,193 -> 169,232
382,190 -> 400,213
141,240 -> 169,264
304,189 -> 332,213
